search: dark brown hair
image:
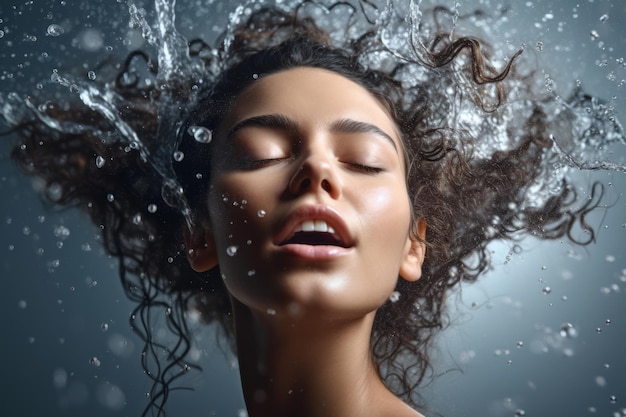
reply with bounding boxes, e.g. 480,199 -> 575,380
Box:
5,3 -> 601,416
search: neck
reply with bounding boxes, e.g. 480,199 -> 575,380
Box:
231,298 -> 408,417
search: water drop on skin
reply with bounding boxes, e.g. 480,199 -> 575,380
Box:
147,204 -> 157,213
88,71 -> 96,80
107,194 -> 115,202
226,246 -> 238,256
257,210 -> 266,218
95,155 -> 105,168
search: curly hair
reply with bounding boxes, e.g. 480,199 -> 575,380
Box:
3,1 -> 603,416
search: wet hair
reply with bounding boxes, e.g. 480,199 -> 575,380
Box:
5,3 -> 602,416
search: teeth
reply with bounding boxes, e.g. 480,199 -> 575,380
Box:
293,220 -> 335,234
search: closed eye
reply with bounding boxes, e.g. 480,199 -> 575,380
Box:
346,162 -> 384,174
247,157 -> 291,169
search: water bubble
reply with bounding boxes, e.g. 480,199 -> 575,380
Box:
514,410 -> 526,416
389,291 -> 401,302
590,30 -> 599,40
226,246 -> 238,256
88,71 -> 97,80
560,322 -> 578,338
0,30 -> 4,39
89,356 -> 101,367
599,14 -> 609,22
53,225 -> 70,239
257,210 -> 266,218
542,286 -> 551,295
516,341 -> 524,348
95,156 -> 105,168
101,323 -> 109,332
188,126 -> 213,144
173,151 -> 184,162
536,41 -> 543,52
610,395 -> 617,404
147,204 -> 157,213
106,193 -> 115,202
132,213 -> 142,225
46,24 -> 64,37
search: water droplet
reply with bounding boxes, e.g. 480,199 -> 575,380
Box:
101,323 -> 109,332
47,24 -> 64,37
147,204 -> 157,213
590,30 -> 599,40
247,270 -> 256,276
599,14 -> 609,22
173,151 -> 184,162
95,155 -> 105,168
514,409 -> 526,416
610,395 -> 617,404
605,319 -> 611,325
18,300 -> 27,309
107,193 -> 115,202
187,126 -> 212,143
87,70 -> 96,80
226,246 -> 238,256
535,41 -> 543,52
266,308 -> 276,315
516,341 -> 524,348
165,307 -> 172,316
89,356 -> 101,367
257,210 -> 266,218
53,225 -> 70,239
560,322 -> 578,338
542,286 -> 551,295
389,291 -> 401,302
132,213 -> 142,225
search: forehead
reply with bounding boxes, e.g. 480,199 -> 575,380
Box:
218,67 -> 401,144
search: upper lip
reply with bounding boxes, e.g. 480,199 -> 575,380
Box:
274,205 -> 353,248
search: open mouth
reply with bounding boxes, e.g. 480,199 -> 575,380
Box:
281,231 -> 349,247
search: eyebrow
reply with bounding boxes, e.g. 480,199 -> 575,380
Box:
226,114 -> 398,153
226,114 -> 297,139
329,118 -> 398,153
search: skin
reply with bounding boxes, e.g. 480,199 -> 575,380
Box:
186,67 -> 426,417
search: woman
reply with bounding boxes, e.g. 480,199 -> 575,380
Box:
2,1 -> 610,416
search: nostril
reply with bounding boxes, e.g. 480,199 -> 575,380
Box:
321,179 -> 331,192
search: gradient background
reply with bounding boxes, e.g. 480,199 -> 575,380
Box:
1,1 -> 624,416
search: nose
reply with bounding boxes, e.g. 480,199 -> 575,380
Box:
288,151 -> 341,199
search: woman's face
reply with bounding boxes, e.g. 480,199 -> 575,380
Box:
195,67 -> 424,320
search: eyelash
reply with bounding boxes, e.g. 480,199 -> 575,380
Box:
347,162 -> 384,174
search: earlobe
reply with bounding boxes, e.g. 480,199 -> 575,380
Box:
183,223 -> 219,272
399,218 -> 427,282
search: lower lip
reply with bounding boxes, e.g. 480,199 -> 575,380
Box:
276,244 -> 352,260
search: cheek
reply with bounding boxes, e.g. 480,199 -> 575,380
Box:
359,183 -> 412,235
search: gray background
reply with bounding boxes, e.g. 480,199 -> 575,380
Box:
1,0 -> 625,416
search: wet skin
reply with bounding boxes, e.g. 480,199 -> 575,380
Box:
187,67 -> 425,417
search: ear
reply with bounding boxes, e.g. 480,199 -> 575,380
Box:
183,222 -> 219,272
399,218 -> 427,282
